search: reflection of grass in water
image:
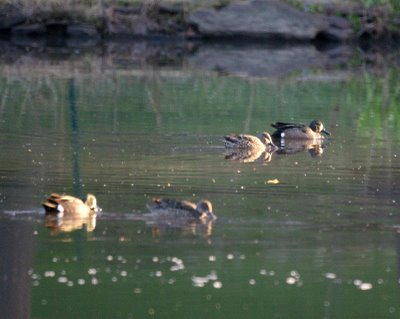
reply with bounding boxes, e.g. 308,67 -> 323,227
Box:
356,70 -> 400,140
1,53 -> 400,140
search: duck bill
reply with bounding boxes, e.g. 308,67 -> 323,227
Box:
322,129 -> 331,136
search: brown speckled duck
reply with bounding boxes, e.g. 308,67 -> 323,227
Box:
223,132 -> 276,151
42,193 -> 100,219
146,198 -> 216,220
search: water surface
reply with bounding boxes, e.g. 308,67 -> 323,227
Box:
0,43 -> 400,318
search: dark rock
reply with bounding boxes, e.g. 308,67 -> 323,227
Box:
158,3 -> 184,14
188,0 -> 354,41
106,11 -> 160,36
0,4 -> 26,30
67,23 -> 100,39
11,24 -> 46,37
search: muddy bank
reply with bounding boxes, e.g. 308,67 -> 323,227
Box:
0,0 -> 399,43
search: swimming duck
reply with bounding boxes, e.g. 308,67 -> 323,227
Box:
271,120 -> 330,140
146,198 -> 216,220
42,193 -> 100,219
223,132 -> 276,152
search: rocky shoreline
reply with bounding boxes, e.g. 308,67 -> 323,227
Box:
0,0 -> 399,45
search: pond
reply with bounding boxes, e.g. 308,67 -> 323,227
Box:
0,41 -> 400,318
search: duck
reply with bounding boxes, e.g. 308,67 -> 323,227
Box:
42,193 -> 100,219
223,132 -> 276,151
146,198 -> 216,220
271,120 -> 330,140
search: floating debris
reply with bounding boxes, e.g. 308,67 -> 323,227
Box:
267,179 -> 280,184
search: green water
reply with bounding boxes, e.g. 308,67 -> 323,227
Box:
0,44 -> 400,319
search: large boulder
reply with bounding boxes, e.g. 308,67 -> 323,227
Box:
188,0 -> 353,41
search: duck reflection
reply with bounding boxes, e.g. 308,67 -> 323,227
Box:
274,139 -> 327,157
224,147 -> 275,163
45,214 -> 97,234
223,132 -> 277,163
145,198 -> 216,237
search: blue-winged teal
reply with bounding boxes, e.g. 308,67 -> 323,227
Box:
271,120 -> 330,140
223,132 -> 276,151
42,193 -> 100,219
147,198 -> 216,220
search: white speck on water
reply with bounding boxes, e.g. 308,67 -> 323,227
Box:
67,281 -> 74,287
324,272 -> 336,280
148,308 -> 155,315
208,271 -> 218,281
168,278 -> 176,285
269,271 -> 275,276
106,255 -> 113,261
259,269 -> 267,276
52,257 -> 59,263
249,279 -> 256,285
227,254 -> 234,260
133,288 -> 142,294
192,277 -> 207,287
121,270 -> 128,277
209,255 -> 216,262
77,279 -> 85,285
44,271 -> 55,278
290,270 -> 300,279
88,268 -> 97,275
213,281 -> 223,289
286,277 -> 296,285
359,282 -> 373,290
239,254 -> 246,260
192,271 -> 218,287
57,276 -> 68,283
169,263 -> 185,271
353,279 -> 362,286
377,278 -> 384,284
112,276 -> 118,282
152,257 -> 159,263
155,271 -> 162,277
91,277 -> 99,285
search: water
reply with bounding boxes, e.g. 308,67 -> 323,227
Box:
0,42 -> 400,318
